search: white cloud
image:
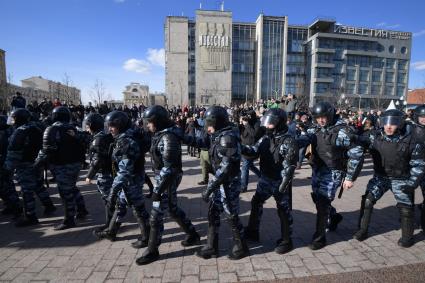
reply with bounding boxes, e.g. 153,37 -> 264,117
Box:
413,29 -> 425,37
123,58 -> 151,74
114,0 -> 125,3
147,48 -> 165,68
412,61 -> 425,71
376,22 -> 401,29
386,24 -> 400,29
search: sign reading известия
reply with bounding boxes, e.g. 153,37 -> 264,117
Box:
333,25 -> 411,40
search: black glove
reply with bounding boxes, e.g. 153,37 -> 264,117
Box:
202,188 -> 212,203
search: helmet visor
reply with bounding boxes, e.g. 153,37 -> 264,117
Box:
380,116 -> 403,127
260,115 -> 279,128
205,117 -> 216,128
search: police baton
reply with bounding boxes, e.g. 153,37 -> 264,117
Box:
44,167 -> 50,189
337,178 -> 345,199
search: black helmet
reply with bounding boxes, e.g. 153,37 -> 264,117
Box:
0,115 -> 8,130
10,108 -> 31,127
205,106 -> 229,131
414,105 -> 425,124
379,109 -> 405,129
142,105 -> 171,131
52,106 -> 71,123
83,113 -> 104,132
311,102 -> 335,125
261,108 -> 288,132
105,111 -> 130,133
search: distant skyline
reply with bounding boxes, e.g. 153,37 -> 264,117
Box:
1,0 -> 425,103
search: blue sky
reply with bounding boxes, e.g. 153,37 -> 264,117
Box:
1,0 -> 425,103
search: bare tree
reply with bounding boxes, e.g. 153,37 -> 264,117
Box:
89,79 -> 107,106
62,72 -> 73,103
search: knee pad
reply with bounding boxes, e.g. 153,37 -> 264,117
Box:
364,193 -> 375,209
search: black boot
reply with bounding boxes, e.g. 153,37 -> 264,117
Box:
15,214 -> 39,227
181,229 -> 201,247
353,194 -> 374,241
196,225 -> 219,259
94,206 -> 112,233
131,208 -> 150,249
245,194 -> 261,242
136,223 -> 160,265
275,208 -> 293,254
54,218 -> 76,230
94,220 -> 121,241
76,207 -> 89,219
398,205 -> 414,248
173,213 -> 200,247
328,213 -> 343,231
55,206 -> 76,230
309,196 -> 330,250
228,216 -> 249,260
43,201 -> 57,216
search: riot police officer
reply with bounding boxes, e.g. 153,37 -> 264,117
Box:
83,113 -> 126,236
5,108 -> 56,227
0,115 -> 22,218
186,106 -> 249,260
99,111 -> 150,248
34,106 -> 88,230
307,102 -> 364,250
409,105 -> 425,232
243,108 -> 298,254
136,105 -> 200,265
353,109 -> 425,247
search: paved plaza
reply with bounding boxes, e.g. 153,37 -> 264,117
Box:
1,154 -> 425,283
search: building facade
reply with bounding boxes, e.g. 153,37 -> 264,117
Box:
123,83 -> 150,106
305,20 -> 411,108
0,49 -> 7,111
165,10 -> 412,109
20,76 -> 81,105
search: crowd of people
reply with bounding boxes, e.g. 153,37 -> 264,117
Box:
1,91 -> 425,266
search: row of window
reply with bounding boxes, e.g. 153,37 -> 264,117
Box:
315,82 -> 406,96
318,38 -> 408,55
344,69 -> 406,83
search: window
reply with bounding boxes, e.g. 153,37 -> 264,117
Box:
400,46 -> 407,54
385,86 -> 394,96
371,85 -> 381,95
360,56 -> 370,67
376,44 -> 384,52
359,70 -> 369,82
346,83 -> 355,94
316,68 -> 330,78
317,53 -> 331,63
372,71 -> 382,82
398,60 -> 408,70
346,69 -> 356,81
398,72 -> 406,84
386,59 -> 395,69
373,58 -> 384,68
358,84 -> 368,94
385,71 -> 394,83
315,82 -> 330,93
347,55 -> 356,67
397,85 -> 405,97
389,45 -> 395,53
